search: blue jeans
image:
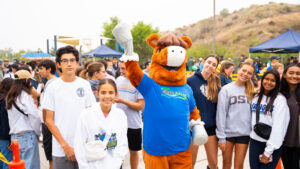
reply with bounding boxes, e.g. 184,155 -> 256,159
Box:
249,139 -> 282,169
0,139 -> 12,169
11,131 -> 40,169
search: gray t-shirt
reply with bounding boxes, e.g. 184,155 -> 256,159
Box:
116,76 -> 144,129
216,82 -> 252,143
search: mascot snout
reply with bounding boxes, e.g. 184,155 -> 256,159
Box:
166,46 -> 186,67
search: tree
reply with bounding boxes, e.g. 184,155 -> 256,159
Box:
220,8 -> 229,17
0,48 -> 14,61
131,21 -> 159,64
102,17 -> 121,50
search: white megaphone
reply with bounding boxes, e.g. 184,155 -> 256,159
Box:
112,22 -> 132,54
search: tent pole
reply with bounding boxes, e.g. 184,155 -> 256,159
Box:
249,53 -> 251,59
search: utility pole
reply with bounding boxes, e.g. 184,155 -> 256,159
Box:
47,39 -> 49,54
213,0 -> 216,55
54,35 -> 57,56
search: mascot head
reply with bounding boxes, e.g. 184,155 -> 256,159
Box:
146,33 -> 192,86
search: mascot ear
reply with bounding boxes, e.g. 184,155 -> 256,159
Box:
181,36 -> 192,49
146,33 -> 160,48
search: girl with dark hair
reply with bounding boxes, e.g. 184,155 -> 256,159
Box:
0,78 -> 13,169
216,62 -> 256,169
280,64 -> 300,169
249,69 -> 290,169
74,79 -> 128,169
188,54 -> 221,169
6,70 -> 42,169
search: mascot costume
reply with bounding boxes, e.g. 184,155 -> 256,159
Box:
113,23 -> 207,169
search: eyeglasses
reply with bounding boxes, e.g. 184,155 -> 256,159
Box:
60,58 -> 76,64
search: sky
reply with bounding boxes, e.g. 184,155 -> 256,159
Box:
0,0 -> 299,53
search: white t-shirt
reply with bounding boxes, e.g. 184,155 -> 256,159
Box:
116,76 -> 144,129
42,77 -> 96,157
8,91 -> 42,136
74,103 -> 128,169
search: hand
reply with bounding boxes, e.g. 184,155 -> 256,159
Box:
114,97 -> 124,104
7,143 -> 12,151
219,143 -> 226,152
260,153 -> 270,164
62,144 -> 76,162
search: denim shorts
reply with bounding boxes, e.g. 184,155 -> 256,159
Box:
11,131 -> 40,169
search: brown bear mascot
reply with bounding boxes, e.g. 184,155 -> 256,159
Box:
113,23 -> 207,169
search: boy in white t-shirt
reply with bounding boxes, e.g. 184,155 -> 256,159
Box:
115,62 -> 145,169
43,46 -> 96,169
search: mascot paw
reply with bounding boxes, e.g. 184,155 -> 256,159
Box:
189,119 -> 204,131
190,119 -> 208,145
119,53 -> 139,62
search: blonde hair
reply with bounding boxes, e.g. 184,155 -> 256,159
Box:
272,63 -> 284,71
204,55 -> 221,103
239,62 -> 256,101
244,58 -> 254,64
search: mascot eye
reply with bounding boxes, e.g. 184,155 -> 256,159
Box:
157,49 -> 162,53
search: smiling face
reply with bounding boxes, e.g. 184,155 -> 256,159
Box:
225,65 -> 234,77
262,73 -> 276,95
284,66 -> 300,85
237,64 -> 254,83
202,56 -> 218,75
98,83 -> 117,110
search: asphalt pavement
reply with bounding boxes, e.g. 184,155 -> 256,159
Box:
39,143 -> 252,169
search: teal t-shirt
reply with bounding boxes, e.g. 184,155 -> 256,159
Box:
137,74 -> 196,156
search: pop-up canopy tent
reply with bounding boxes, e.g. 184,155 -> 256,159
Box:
21,53 -> 54,60
82,44 -> 123,58
249,29 -> 300,59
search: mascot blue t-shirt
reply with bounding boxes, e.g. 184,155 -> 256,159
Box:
137,74 -> 196,156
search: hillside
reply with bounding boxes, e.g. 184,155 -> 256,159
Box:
165,2 -> 300,58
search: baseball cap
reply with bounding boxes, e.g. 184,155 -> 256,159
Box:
270,56 -> 280,60
14,70 -> 34,80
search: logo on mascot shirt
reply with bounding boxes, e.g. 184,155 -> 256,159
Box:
161,87 -> 187,100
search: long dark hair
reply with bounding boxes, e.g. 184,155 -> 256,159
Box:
255,69 -> 281,115
6,79 -> 32,109
0,78 -> 14,101
280,63 -> 300,105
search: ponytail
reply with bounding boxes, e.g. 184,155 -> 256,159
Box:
207,73 -> 221,103
245,79 -> 255,101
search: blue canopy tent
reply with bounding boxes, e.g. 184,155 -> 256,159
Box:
82,44 -> 123,58
249,29 -> 300,59
21,53 -> 54,60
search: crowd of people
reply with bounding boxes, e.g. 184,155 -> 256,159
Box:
0,45 -> 299,169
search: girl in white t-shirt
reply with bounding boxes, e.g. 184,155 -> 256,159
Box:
74,79 -> 128,169
6,70 -> 42,169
